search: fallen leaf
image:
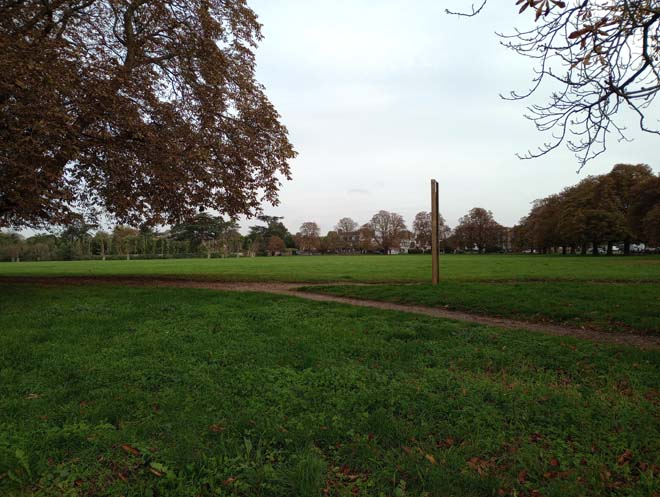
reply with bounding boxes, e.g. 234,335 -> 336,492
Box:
149,467 -> 164,477
550,457 -> 560,467
467,457 -> 493,476
518,469 -> 527,483
425,454 -> 436,465
120,444 -> 140,456
617,449 -> 633,466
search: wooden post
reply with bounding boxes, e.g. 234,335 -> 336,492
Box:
431,179 -> 440,285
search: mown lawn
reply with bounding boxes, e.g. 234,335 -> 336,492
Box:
0,255 -> 659,282
303,281 -> 660,336
1,284 -> 658,497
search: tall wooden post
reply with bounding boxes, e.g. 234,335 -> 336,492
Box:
431,179 -> 440,285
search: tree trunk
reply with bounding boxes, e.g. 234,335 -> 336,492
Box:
623,238 -> 631,255
126,253 -> 130,261
581,242 -> 588,256
562,246 -> 567,255
592,241 -> 599,256
607,241 -> 613,256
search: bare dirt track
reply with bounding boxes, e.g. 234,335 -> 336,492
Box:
2,276 -> 659,349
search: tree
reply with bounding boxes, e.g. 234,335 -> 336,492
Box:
412,211 -> 450,252
454,208 -> 502,253
642,205 -> 660,246
512,163 -> 659,254
631,176 -> 660,247
358,224 -> 376,253
247,215 -> 294,254
450,1 -> 660,167
170,214 -> 238,258
0,231 -> 24,262
413,212 -> 432,251
295,222 -> 321,252
367,210 -> 407,254
335,217 -> 359,252
58,220 -> 95,259
94,231 -> 111,261
1,1 -> 295,228
608,164 -> 655,253
112,226 -> 140,260
267,235 -> 286,255
321,231 -> 341,253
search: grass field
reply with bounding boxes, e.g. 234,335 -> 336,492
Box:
2,255 -> 659,337
1,283 -> 659,497
0,255 -> 659,282
304,281 -> 660,335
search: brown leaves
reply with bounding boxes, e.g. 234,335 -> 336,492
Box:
148,466 -> 164,478
436,437 -> 455,449
1,1 -> 296,229
467,456 -> 494,476
120,444 -> 140,456
617,449 -> 633,466
516,0 -> 566,20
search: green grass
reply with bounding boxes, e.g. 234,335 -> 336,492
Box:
303,281 -> 660,336
0,255 -> 659,282
1,284 -> 659,496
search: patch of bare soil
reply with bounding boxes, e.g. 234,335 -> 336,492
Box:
2,276 -> 658,349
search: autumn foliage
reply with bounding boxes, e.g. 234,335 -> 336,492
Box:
0,1 -> 295,228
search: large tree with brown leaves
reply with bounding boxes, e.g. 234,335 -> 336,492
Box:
0,0 -> 295,228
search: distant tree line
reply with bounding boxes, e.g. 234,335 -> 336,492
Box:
512,164 -> 659,255
1,164 -> 658,261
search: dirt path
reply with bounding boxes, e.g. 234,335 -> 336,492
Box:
3,276 -> 659,349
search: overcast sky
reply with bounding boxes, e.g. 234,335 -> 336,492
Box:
243,0 -> 659,234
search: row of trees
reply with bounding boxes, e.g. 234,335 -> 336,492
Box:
512,164 -> 660,255
1,164 -> 658,261
0,210 -> 451,261
0,207 -> 510,260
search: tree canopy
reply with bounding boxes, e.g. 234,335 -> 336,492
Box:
514,163 -> 658,254
0,0 -> 295,228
